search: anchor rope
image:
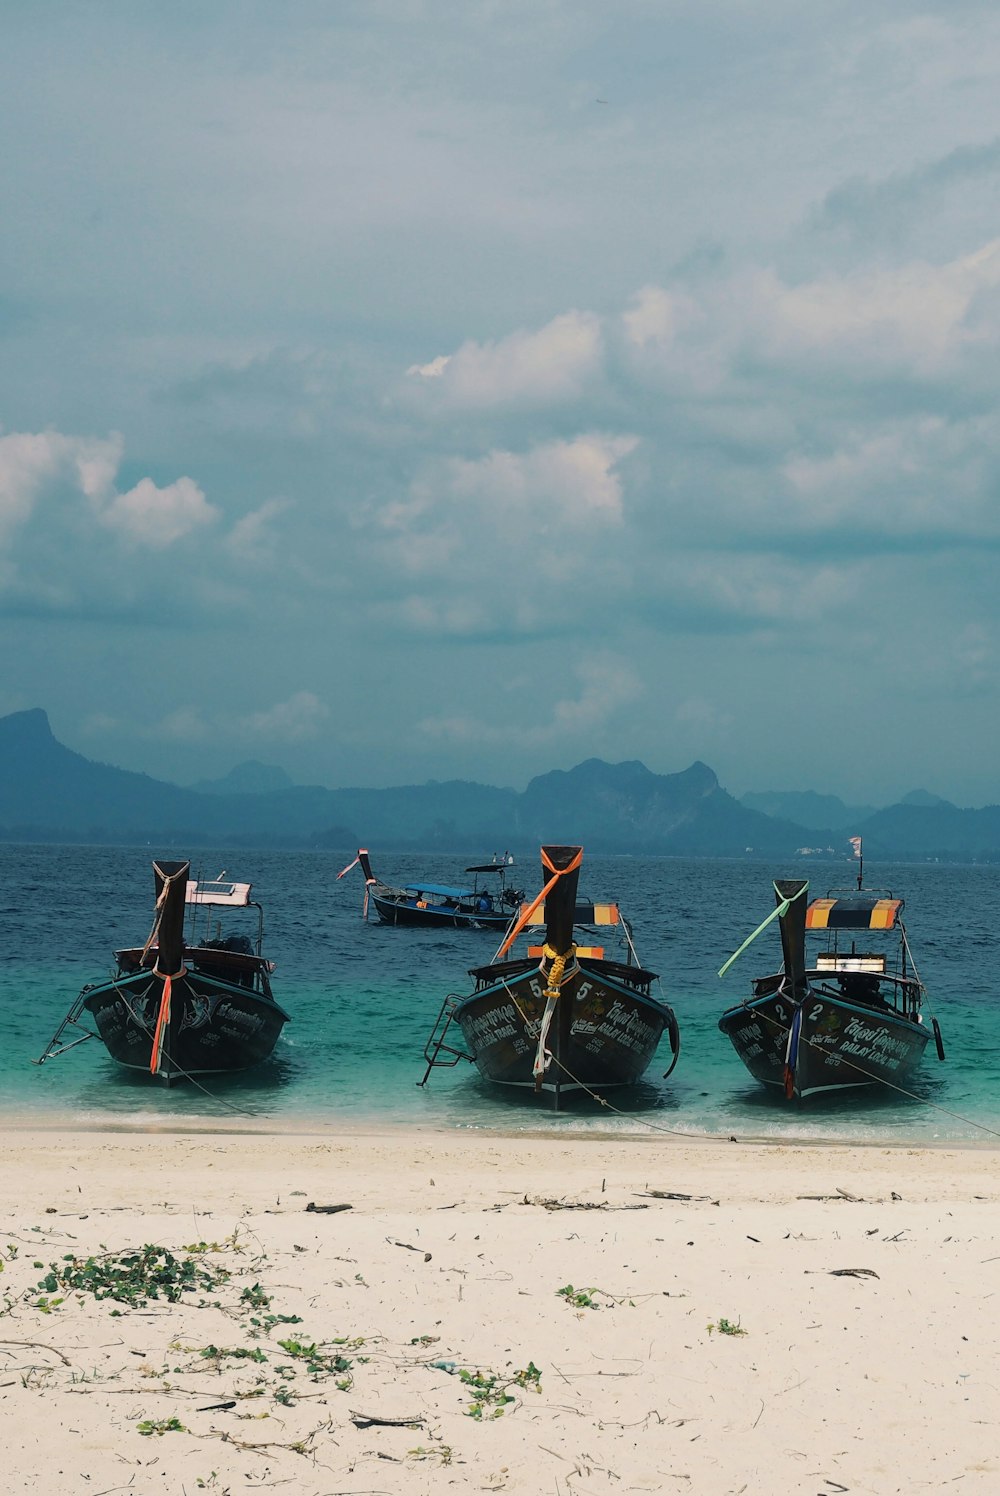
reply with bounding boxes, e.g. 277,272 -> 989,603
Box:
497,979 -> 1000,1145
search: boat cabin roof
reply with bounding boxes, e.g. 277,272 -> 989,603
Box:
806,894 -> 903,931
518,901 -> 621,927
405,883 -> 474,900
464,864 -> 508,875
186,878 -> 254,908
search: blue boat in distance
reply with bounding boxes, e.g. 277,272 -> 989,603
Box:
339,848 -> 524,931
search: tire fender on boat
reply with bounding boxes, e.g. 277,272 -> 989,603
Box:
932,1017 -> 946,1062
662,1008 -> 681,1080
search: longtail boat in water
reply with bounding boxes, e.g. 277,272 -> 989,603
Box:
717,852 -> 944,1100
338,847 -> 523,931
420,844 -> 680,1108
36,859 -> 289,1084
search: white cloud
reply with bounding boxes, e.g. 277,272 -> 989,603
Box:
418,652 -> 642,747
97,475 -> 218,548
407,354 -> 450,378
359,432 -> 638,637
622,285 -> 683,348
0,430 -> 122,546
238,691 -> 330,741
225,497 -> 292,562
0,427 -> 218,555
782,414 -> 1000,537
150,706 -> 213,743
407,310 -> 603,407
445,433 -> 635,527
756,240 -> 1000,368
143,693 -> 330,746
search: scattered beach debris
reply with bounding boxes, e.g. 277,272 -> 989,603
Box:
797,1188 -> 865,1203
0,1338 -> 71,1365
389,1238 -> 432,1261
804,1268 -> 880,1280
350,1408 -> 425,1427
304,1202 -> 352,1214
522,1195 -> 648,1212
636,1190 -> 714,1202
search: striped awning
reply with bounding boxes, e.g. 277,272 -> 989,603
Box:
806,896 -> 903,930
519,902 -> 620,927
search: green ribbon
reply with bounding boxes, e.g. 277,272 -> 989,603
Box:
718,880 -> 808,979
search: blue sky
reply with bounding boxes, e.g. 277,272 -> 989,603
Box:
3,1 -> 1000,805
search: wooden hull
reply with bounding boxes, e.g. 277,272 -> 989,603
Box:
718,989 -> 930,1099
83,963 -> 289,1083
371,891 -> 513,931
454,957 -> 674,1096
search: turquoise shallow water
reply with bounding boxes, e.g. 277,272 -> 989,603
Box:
2,843 -> 998,1144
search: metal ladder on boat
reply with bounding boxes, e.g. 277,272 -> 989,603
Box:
418,994 -> 474,1087
33,985 -> 100,1064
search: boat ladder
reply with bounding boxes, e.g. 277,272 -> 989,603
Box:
418,994 -> 474,1087
32,985 -> 100,1065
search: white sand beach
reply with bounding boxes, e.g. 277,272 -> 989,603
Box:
2,1128 -> 998,1494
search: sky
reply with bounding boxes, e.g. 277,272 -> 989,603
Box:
3,1 -> 1000,806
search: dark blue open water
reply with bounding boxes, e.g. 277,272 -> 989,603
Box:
2,844 -> 997,1144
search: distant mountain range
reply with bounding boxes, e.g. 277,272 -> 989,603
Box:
740,787 -> 948,830
1,707 -> 998,860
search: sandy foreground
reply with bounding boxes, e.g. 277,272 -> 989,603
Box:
1,1128 -> 998,1495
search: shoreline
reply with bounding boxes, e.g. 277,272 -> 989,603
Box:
4,1103 -> 1000,1149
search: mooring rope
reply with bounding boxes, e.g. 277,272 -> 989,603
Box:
107,972 -> 262,1120
498,977 -> 1000,1144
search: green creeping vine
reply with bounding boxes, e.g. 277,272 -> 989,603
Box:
36,1245 -> 230,1307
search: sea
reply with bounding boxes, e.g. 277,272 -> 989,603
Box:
2,842 -> 999,1146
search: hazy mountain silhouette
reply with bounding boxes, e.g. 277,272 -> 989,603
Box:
2,708 -> 998,859
741,789 -> 877,831
190,761 -> 296,795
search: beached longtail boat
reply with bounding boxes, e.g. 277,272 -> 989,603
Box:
420,844 -> 680,1108
338,847 -> 524,931
717,857 -> 944,1100
36,859 -> 289,1084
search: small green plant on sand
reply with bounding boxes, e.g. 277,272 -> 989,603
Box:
276,1337 -> 354,1382
36,1245 -> 230,1307
707,1317 -> 747,1336
458,1363 -> 541,1420
137,1416 -> 186,1436
409,1445 -> 454,1465
198,1344 -> 269,1367
557,1284 -> 600,1310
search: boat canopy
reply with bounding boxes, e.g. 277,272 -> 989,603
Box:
806,895 -> 903,931
186,879 -> 254,908
464,864 -> 508,875
519,901 -> 620,927
404,883 -> 474,900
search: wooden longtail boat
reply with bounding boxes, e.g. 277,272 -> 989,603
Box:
718,863 -> 945,1100
36,859 -> 289,1084
420,844 -> 680,1108
338,848 -> 524,931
